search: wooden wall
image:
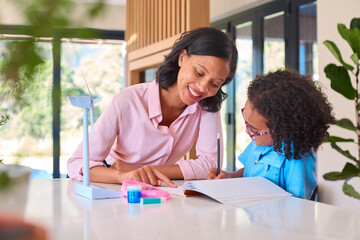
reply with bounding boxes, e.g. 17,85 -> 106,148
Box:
125,0 -> 210,85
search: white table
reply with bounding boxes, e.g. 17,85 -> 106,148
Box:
24,179 -> 360,240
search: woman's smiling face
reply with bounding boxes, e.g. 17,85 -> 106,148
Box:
176,49 -> 230,106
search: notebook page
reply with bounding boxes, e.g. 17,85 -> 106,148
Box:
182,177 -> 291,204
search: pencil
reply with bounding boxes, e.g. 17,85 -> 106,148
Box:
217,133 -> 220,175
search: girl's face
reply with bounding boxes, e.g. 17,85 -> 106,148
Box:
243,100 -> 274,146
176,49 -> 230,106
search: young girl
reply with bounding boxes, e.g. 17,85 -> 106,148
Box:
207,70 -> 335,199
68,27 -> 238,186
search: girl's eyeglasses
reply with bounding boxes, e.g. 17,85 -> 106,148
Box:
241,108 -> 271,140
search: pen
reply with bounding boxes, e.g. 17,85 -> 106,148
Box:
217,133 -> 220,175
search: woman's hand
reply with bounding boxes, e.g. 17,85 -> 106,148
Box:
110,159 -> 139,173
207,168 -> 230,180
110,160 -> 177,188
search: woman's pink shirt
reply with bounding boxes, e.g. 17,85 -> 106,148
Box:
67,80 -> 223,181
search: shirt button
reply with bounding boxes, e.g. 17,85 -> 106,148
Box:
254,160 -> 258,165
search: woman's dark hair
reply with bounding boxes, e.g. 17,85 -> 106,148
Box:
248,69 -> 335,159
156,27 -> 238,112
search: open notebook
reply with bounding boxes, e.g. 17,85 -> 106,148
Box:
160,177 -> 292,204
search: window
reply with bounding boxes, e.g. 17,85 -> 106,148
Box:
299,2 -> 318,80
60,39 -> 125,177
212,0 -> 317,171
0,27 -> 125,178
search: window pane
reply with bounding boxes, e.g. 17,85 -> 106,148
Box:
0,40 -> 53,178
299,2 -> 318,80
234,22 -> 253,170
145,68 -> 156,83
60,41 -> 125,176
219,28 -> 228,171
263,12 -> 285,73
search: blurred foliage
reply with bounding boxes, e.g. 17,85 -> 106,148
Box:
323,18 -> 360,200
0,0 -> 106,126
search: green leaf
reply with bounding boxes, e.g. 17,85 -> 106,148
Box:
323,162 -> 359,180
324,64 -> 357,99
335,118 -> 356,131
88,1 -> 106,18
326,136 -> 354,142
329,141 -> 357,162
338,23 -> 360,58
350,18 -> 360,31
350,53 -> 359,66
0,114 -> 10,126
0,172 -> 12,190
323,40 -> 354,70
343,182 -> 360,199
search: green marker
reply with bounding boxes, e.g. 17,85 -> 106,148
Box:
140,197 -> 166,204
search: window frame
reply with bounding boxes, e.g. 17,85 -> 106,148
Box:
0,25 -> 124,178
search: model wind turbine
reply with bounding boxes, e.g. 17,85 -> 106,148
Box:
67,71 -> 123,200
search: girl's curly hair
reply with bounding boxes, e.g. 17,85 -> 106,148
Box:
248,69 -> 335,159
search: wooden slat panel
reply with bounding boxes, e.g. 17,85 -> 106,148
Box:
127,0 -> 209,53
128,34 -> 180,62
158,0 -> 162,41
154,0 -> 158,42
176,0 -> 181,34
186,0 -> 209,30
134,0 -> 138,51
171,0 -> 176,36
144,0 -> 148,47
139,0 -> 143,48
167,0 -> 171,38
129,49 -> 171,71
146,0 -> 150,46
181,0 -> 186,33
163,0 -> 167,40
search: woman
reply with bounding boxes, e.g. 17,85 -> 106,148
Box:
68,27 -> 238,187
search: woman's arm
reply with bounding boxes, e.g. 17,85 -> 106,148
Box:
92,160 -> 178,187
176,111 -> 223,180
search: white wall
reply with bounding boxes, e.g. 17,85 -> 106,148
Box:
317,0 -> 360,211
210,0 -> 274,22
0,0 -> 126,30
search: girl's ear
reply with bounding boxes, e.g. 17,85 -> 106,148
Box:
178,49 -> 188,67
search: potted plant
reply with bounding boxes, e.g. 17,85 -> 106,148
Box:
323,17 -> 360,199
0,111 -> 32,217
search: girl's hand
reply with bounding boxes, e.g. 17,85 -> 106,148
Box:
207,168 -> 229,180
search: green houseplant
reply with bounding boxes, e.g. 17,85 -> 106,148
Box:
323,17 -> 360,199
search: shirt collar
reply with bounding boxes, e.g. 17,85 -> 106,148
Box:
147,80 -> 200,119
148,80 -> 162,119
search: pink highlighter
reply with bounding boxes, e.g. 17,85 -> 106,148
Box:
121,180 -> 170,201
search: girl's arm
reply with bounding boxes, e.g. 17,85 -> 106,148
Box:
207,167 -> 244,179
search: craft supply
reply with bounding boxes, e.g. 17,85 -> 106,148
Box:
140,197 -> 166,204
121,180 -> 170,200
127,185 -> 142,203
